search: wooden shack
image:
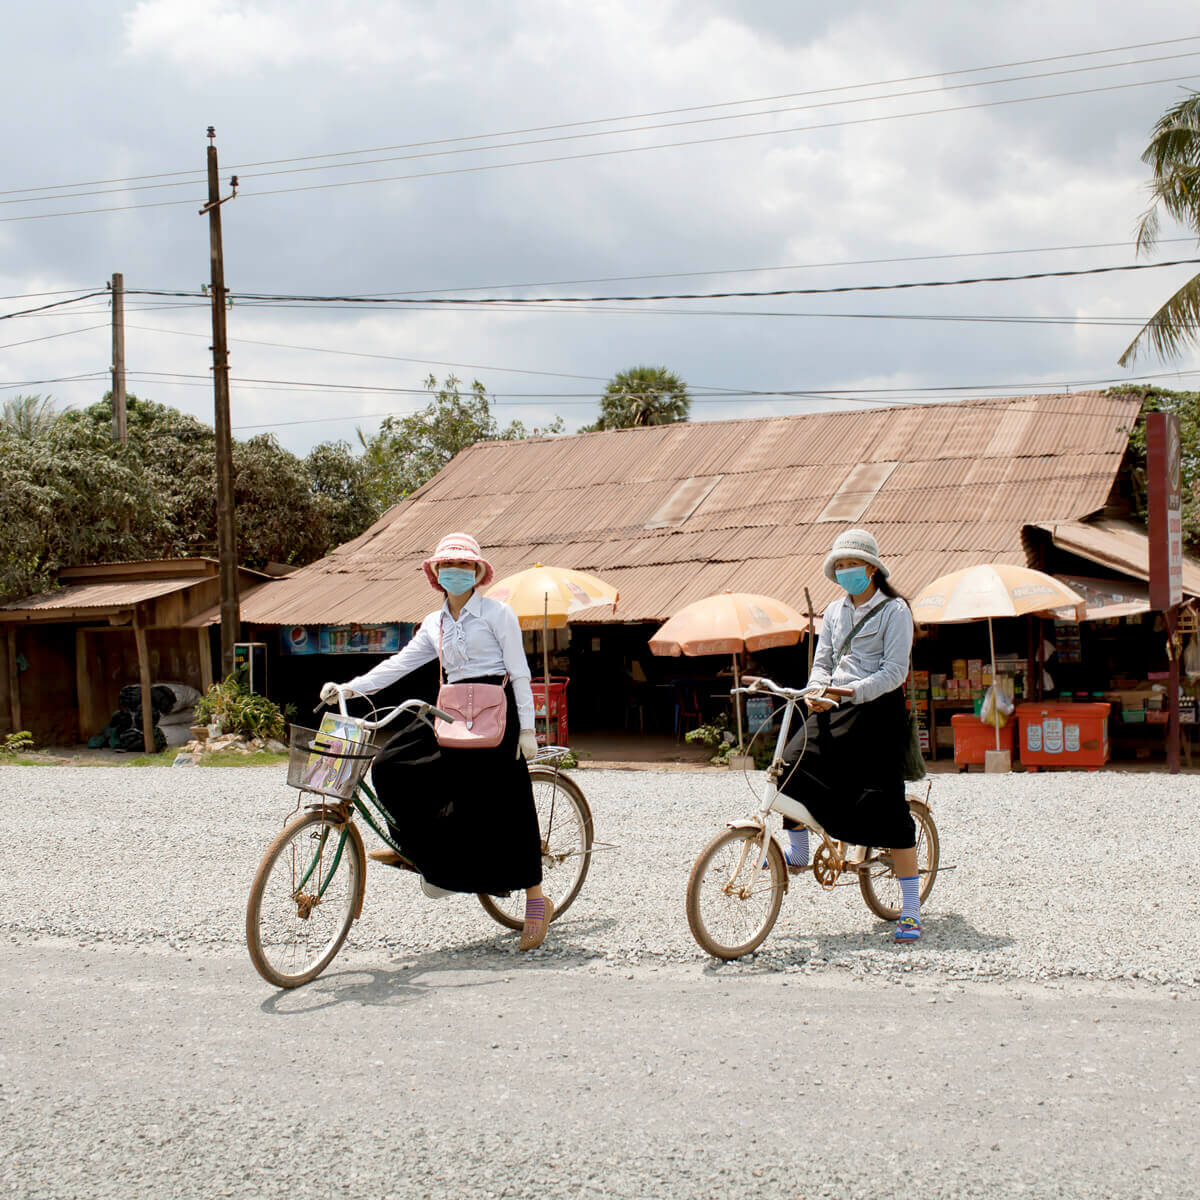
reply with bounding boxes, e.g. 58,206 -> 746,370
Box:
0,559 -> 269,749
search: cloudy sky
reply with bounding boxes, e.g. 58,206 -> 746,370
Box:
5,1 -> 1200,455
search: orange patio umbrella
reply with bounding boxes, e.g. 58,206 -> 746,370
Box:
912,563 -> 1085,751
487,564 -> 619,743
649,592 -> 814,749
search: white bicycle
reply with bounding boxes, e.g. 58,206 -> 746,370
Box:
685,676 -> 939,960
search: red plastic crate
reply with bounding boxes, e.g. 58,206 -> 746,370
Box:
1015,702 -> 1110,771
531,676 -> 569,746
951,713 -> 1013,767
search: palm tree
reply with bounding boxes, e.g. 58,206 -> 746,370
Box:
1,394 -> 58,438
1119,91 -> 1200,366
590,366 -> 690,430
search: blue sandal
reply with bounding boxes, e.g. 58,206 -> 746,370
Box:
894,916 -> 922,943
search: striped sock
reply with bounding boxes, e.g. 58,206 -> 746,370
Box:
899,875 -> 920,921
524,898 -> 547,923
784,828 -> 809,868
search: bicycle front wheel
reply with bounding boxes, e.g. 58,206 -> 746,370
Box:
686,827 -> 784,960
478,767 -> 594,931
246,810 -> 363,988
858,799 -> 940,921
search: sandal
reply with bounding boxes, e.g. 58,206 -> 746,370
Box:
520,897 -> 554,951
893,916 -> 922,943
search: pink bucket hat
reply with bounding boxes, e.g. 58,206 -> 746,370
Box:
422,532 -> 495,591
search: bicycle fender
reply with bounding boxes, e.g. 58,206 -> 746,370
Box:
345,821 -> 367,920
725,819 -> 788,893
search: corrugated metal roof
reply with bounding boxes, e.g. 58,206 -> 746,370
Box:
1,577 -> 199,614
1031,517 -> 1200,597
240,392 -> 1146,626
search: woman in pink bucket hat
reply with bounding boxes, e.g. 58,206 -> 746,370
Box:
320,533 -> 552,950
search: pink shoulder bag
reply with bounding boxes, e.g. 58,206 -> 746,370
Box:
434,622 -> 508,749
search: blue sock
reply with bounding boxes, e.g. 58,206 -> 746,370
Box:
899,875 -> 920,921
784,828 -> 809,868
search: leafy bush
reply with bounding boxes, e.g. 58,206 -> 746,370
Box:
685,715 -> 773,768
194,672 -> 293,741
0,731 -> 34,757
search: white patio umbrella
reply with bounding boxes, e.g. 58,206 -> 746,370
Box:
911,564 -> 1085,751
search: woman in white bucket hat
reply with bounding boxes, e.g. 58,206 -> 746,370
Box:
775,528 -> 923,942
319,533 -> 552,951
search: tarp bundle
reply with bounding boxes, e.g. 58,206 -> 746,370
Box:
88,682 -> 200,752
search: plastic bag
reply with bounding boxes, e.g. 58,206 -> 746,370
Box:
980,679 -> 1015,729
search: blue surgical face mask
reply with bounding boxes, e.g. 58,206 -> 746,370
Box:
438,566 -> 477,596
835,566 -> 872,596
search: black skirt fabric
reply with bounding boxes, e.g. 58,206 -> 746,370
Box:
777,686 -> 916,849
369,677 -> 542,895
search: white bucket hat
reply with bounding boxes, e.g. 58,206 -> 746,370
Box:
422,532 -> 495,591
822,528 -> 889,583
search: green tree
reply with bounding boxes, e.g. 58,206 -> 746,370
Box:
1,394 -> 59,439
0,417 -> 166,602
582,365 -> 690,432
1114,386 -> 1200,552
356,374 -> 563,511
61,395 -> 380,570
1119,90 -> 1200,366
305,439 -> 380,549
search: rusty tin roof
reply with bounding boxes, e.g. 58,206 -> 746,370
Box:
241,392 -> 1144,626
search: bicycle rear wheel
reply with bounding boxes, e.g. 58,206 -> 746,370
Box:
246,810 -> 363,988
686,827 -> 785,960
858,799 -> 939,921
478,767 -> 593,930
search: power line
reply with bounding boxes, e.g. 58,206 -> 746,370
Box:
5,71 -> 1198,224
0,323 -> 109,351
122,256 -> 1200,310
7,33 -> 1199,199
10,48 -> 1200,208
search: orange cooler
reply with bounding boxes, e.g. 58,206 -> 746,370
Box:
951,714 -> 1013,767
1015,702 -> 1110,770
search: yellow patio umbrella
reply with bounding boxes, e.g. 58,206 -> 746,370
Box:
486,564 -> 619,743
912,564 -> 1085,750
648,592 -> 814,749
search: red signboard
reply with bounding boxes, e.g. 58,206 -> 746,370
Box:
1146,411 -> 1182,610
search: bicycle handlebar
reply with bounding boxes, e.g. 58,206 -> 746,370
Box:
732,676 -> 849,704
315,684 -> 454,731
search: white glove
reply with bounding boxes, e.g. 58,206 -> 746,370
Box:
320,681 -> 354,705
518,729 -> 539,761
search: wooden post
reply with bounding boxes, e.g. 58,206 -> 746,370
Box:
203,127 -> 240,675
132,612 -> 155,754
198,626 -> 214,694
75,630 -> 103,742
5,627 -> 20,732
111,272 -> 126,443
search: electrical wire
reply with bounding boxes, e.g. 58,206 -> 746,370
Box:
119,256 -> 1200,310
10,48 -> 1200,208
4,70 -> 1198,223
6,32 -> 1199,199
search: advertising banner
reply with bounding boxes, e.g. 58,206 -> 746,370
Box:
280,624 -> 412,655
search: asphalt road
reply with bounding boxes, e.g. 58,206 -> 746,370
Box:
2,938 -> 1196,1200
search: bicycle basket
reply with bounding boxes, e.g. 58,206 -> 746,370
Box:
286,715 -> 378,800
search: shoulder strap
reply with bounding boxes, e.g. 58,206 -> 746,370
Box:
836,603 -> 882,662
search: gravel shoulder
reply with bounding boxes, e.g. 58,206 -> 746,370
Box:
3,764 -> 1199,1200
3,765 -> 1199,989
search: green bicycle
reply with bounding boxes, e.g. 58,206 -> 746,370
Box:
246,692 -> 594,989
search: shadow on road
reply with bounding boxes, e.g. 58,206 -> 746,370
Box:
259,916 -> 619,1014
701,912 -> 1014,975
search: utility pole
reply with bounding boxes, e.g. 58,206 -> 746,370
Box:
110,272 -> 126,442
200,127 -> 240,676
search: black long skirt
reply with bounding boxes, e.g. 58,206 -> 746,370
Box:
369,677 -> 542,895
777,686 -> 916,849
